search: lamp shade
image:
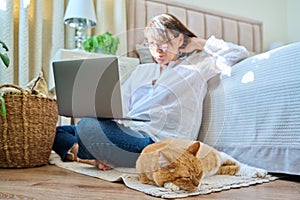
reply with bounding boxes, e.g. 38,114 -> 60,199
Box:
64,0 -> 97,29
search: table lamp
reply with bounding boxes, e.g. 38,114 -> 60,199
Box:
64,0 -> 97,49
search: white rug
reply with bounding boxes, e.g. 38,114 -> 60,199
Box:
49,153 -> 277,199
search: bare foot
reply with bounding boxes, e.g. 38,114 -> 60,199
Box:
95,160 -> 113,171
78,159 -> 96,165
65,144 -> 113,171
77,159 -> 113,171
66,143 -> 79,161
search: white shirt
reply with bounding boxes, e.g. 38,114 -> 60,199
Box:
119,36 -> 249,142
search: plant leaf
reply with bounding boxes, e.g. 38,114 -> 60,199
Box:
83,41 -> 90,51
0,96 -> 6,116
0,53 -> 10,67
0,40 -> 9,51
92,36 -> 99,52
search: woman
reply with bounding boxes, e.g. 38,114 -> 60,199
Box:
52,13 -> 248,170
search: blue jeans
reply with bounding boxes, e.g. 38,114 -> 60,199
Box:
52,118 -> 154,167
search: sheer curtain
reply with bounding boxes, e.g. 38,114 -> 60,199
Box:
0,0 -> 127,87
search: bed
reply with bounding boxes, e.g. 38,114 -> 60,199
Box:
125,0 -> 300,175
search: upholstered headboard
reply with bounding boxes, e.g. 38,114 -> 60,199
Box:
126,0 -> 263,57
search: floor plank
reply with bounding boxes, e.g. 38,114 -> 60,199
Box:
0,165 -> 299,200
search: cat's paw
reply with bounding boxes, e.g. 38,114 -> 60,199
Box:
239,165 -> 268,178
253,167 -> 268,178
164,182 -> 181,191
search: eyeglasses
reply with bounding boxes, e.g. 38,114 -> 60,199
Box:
144,36 -> 177,52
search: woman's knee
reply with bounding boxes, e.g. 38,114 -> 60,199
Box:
76,118 -> 109,144
56,125 -> 76,135
77,118 -> 103,135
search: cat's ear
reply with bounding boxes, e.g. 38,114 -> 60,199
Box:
158,151 -> 171,168
186,141 -> 200,156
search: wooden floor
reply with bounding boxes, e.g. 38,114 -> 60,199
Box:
0,164 -> 299,200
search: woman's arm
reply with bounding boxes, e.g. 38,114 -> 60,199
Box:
181,35 -> 249,76
204,36 -> 249,67
181,35 -> 249,66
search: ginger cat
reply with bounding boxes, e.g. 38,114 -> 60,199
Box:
136,138 -> 267,192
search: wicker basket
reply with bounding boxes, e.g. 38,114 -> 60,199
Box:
0,84 -> 58,168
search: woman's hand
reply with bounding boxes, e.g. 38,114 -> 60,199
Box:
179,37 -> 207,53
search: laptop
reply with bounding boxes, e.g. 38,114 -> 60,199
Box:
52,56 -> 146,121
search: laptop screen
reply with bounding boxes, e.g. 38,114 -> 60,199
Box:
52,56 -> 123,119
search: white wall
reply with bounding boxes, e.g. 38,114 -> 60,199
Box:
287,0 -> 300,44
171,0 -> 300,51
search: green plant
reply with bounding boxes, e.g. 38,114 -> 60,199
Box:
0,40 -> 10,68
0,95 -> 5,116
0,40 -> 10,116
83,32 -> 120,55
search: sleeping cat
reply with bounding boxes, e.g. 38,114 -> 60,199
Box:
136,138 -> 267,192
